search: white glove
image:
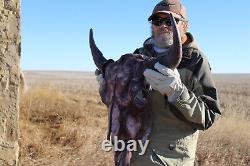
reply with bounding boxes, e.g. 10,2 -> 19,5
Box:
143,62 -> 186,102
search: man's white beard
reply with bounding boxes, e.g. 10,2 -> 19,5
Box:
153,31 -> 173,49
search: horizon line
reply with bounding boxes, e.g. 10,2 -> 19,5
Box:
22,69 -> 250,75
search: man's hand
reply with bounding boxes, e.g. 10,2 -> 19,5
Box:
95,69 -> 104,85
143,62 -> 186,102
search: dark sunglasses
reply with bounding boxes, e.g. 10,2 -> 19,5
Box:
151,17 -> 180,26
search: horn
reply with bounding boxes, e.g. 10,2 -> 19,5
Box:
160,13 -> 182,70
169,13 -> 182,69
89,28 -> 108,70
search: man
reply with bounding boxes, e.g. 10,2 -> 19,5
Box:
96,0 -> 220,165
130,0 -> 221,165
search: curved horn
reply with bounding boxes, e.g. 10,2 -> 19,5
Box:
89,29 -> 108,70
161,13 -> 182,70
169,13 -> 182,69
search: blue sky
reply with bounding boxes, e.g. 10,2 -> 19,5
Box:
22,0 -> 250,73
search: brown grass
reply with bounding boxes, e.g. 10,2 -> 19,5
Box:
19,72 -> 250,166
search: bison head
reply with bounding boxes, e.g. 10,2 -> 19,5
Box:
89,13 -> 182,166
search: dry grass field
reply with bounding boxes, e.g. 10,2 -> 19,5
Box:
19,71 -> 250,166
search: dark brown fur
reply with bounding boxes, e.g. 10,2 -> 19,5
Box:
100,54 -> 152,166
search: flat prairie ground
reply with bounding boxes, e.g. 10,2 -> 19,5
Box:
19,71 -> 250,166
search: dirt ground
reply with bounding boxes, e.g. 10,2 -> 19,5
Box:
19,71 -> 250,166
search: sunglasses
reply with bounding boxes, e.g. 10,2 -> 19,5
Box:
151,17 -> 180,26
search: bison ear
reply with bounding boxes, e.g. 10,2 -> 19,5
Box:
101,59 -> 115,77
89,29 -> 114,75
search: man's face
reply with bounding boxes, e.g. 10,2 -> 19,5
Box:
151,13 -> 186,48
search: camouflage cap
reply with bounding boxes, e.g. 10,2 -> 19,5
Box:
148,0 -> 187,21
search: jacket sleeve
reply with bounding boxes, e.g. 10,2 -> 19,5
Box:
171,54 -> 221,130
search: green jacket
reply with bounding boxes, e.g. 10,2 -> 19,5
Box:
130,32 -> 221,166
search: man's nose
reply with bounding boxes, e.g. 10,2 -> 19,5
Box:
160,24 -> 171,31
161,24 -> 168,28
